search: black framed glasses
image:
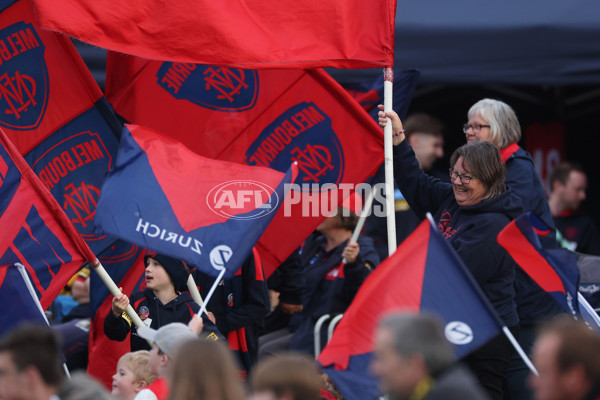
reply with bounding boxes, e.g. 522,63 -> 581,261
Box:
449,169 -> 477,184
462,123 -> 491,133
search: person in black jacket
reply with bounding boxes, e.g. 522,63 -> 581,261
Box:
104,251 -> 220,352
259,204 -> 380,358
192,248 -> 270,381
380,107 -> 521,400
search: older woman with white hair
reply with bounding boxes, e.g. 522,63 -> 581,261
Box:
464,99 -> 553,233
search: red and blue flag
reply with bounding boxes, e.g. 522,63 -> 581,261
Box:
95,124 -> 298,278
0,0 -> 105,155
318,218 -> 503,400
498,213 -> 580,315
105,60 -> 384,277
32,0 -> 396,69
498,212 -> 600,332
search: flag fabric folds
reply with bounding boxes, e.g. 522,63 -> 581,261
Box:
339,69 -> 421,121
318,218 -> 503,400
0,127 -> 92,309
105,60 -> 385,277
32,0 -> 396,69
0,264 -> 48,336
95,124 -> 298,278
497,212 -> 580,315
497,212 -> 600,331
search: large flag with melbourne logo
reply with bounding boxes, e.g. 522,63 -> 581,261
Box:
317,218 -> 503,400
0,126 -> 94,309
105,58 -> 384,276
95,124 -> 298,278
497,212 -> 600,332
0,264 -> 48,336
0,0 -> 106,155
32,0 -> 395,69
0,0 -> 128,257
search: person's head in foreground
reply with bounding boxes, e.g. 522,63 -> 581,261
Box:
529,315 -> 600,400
251,353 -> 322,400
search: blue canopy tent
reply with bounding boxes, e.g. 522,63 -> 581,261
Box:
331,0 -> 600,86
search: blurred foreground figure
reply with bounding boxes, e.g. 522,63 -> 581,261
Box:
529,316 -> 600,400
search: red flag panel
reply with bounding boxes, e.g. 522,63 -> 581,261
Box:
33,0 -> 395,69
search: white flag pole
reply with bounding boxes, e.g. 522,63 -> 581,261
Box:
196,268 -> 226,317
383,67 -> 397,257
578,292 -> 600,329
502,326 -> 538,376
90,259 -> 146,330
187,275 -> 204,306
14,263 -> 71,379
342,189 -> 375,264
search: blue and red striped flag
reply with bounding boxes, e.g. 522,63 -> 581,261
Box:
498,212 -> 600,331
95,124 -> 298,278
498,213 -> 580,315
318,218 -> 503,400
32,0 -> 396,69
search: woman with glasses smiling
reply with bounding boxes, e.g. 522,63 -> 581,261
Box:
379,105 -> 521,400
466,99 -> 563,400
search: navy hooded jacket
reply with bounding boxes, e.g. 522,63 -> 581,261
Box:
287,232 -> 380,354
104,289 -> 221,351
394,140 -> 520,327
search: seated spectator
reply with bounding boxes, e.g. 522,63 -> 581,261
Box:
548,162 -> 600,255
168,338 -> 246,400
52,267 -> 91,371
0,323 -> 64,400
251,353 -> 322,400
371,312 -> 490,400
529,315 -> 600,400
112,350 -> 156,400
260,201 -> 380,358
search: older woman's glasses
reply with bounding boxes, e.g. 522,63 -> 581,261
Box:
449,169 -> 477,184
462,123 -> 491,133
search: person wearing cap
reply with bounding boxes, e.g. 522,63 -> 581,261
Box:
104,252 -> 221,352
133,323 -> 199,400
259,199 -> 380,358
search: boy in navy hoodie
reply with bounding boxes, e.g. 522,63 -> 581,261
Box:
104,251 -> 220,351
